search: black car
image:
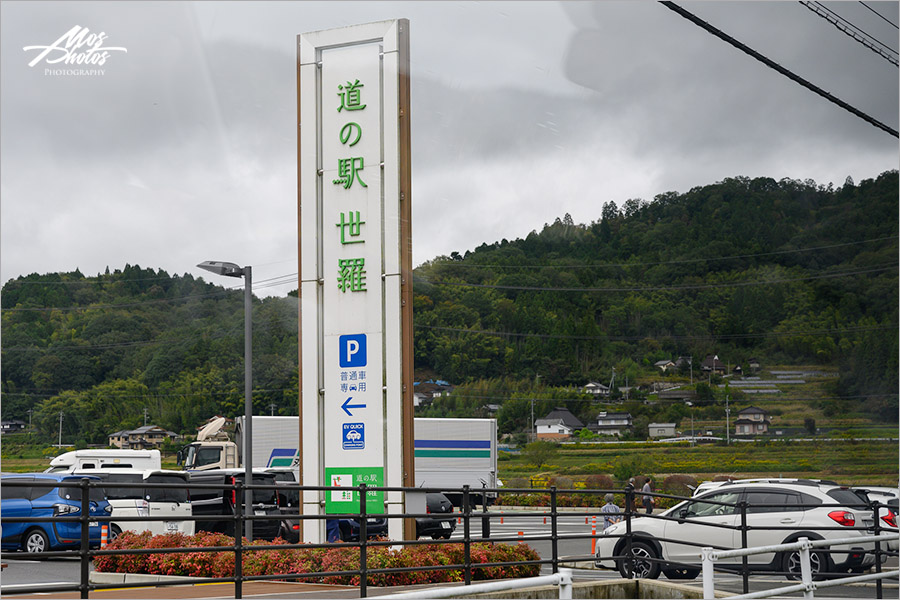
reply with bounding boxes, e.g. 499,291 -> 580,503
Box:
416,493 -> 456,540
189,470 -> 282,541
267,468 -> 301,543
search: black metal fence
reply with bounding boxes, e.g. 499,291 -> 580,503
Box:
1,478 -> 896,599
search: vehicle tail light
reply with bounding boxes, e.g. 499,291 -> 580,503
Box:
54,503 -> 80,515
228,476 -> 236,506
426,504 -> 431,514
828,510 -> 856,526
881,512 -> 897,528
292,524 -> 300,532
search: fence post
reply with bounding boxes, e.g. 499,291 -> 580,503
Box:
234,478 -> 243,600
359,483 -> 368,599
873,501 -> 883,600
79,478 -> 90,600
624,485 -> 634,579
739,500 -> 749,594
481,482 -> 490,540
463,485 -> 472,585
550,486 -> 559,574
799,537 -> 813,600
558,567 -> 573,599
701,547 -> 715,600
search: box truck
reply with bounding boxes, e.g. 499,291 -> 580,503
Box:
177,416 -> 499,505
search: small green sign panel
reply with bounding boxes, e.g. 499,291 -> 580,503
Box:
324,466 -> 384,515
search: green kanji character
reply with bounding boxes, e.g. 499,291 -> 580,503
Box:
336,211 -> 365,244
337,80 -> 366,112
337,258 -> 367,292
332,157 -> 367,189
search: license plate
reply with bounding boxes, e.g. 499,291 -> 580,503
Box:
89,521 -> 98,527
255,510 -> 266,516
441,521 -> 451,529
367,519 -> 378,524
165,522 -> 179,532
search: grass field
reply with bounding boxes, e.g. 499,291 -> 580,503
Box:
499,439 -> 899,487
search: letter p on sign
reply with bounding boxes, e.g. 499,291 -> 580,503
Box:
339,334 -> 367,367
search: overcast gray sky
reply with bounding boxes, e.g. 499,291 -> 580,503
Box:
2,1 -> 897,297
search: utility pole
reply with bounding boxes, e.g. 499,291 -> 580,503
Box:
27,408 -> 33,428
690,355 -> 693,385
726,390 -> 731,445
269,403 -> 276,416
143,407 -> 149,426
58,411 -> 64,446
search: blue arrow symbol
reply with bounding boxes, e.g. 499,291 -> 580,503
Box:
341,397 -> 366,417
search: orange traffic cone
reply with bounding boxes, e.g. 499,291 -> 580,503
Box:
101,525 -> 108,549
590,516 -> 597,554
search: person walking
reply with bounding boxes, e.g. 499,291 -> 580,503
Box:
624,477 -> 636,514
642,477 -> 654,514
601,493 -> 621,529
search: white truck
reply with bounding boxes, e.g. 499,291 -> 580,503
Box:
44,449 -> 162,473
177,416 -> 499,506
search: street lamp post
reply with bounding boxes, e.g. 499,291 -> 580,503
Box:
198,260 -> 253,541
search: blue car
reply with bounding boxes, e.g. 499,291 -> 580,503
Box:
1,473 -> 112,553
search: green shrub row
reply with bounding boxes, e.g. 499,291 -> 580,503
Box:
94,532 -> 542,586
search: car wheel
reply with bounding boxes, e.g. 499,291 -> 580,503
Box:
109,525 -> 122,541
617,541 -> 661,579
24,529 -> 49,554
783,547 -> 830,581
663,567 -> 700,580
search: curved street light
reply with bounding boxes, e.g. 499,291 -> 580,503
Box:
198,260 -> 253,541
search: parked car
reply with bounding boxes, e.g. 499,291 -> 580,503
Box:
0,473 -> 112,553
336,515 -> 388,541
596,479 -> 895,581
73,469 -> 194,539
188,469 -> 281,540
416,493 -> 456,540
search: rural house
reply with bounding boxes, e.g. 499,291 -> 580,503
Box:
648,422 -> 676,439
591,411 -> 633,436
654,359 -> 676,372
734,406 -> 770,436
700,354 -> 726,375
581,381 -> 610,397
108,425 -> 180,449
535,407 -> 585,440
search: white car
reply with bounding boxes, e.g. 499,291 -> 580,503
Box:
596,479 -> 896,581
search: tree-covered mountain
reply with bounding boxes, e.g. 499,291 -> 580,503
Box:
2,171 -> 897,444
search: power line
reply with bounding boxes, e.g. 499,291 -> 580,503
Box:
800,1 -> 899,66
427,236 -> 899,271
416,324 -> 894,343
859,1 -> 899,30
659,1 -> 899,138
419,263 -> 897,293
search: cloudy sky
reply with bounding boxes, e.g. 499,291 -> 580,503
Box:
1,1 -> 897,297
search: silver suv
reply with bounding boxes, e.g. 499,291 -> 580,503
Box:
595,479 -> 897,580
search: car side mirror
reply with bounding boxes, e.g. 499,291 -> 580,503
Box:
678,508 -> 689,522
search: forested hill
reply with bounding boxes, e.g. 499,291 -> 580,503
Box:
412,171 -> 897,398
1,171 -> 897,445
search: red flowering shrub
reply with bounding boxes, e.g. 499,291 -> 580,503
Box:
94,533 -> 541,585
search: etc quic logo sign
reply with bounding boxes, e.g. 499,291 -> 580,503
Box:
24,25 -> 127,76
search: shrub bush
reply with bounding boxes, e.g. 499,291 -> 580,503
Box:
94,533 -> 541,585
662,474 -> 698,496
583,474 -> 614,489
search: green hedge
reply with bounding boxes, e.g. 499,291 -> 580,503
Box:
94,532 -> 542,586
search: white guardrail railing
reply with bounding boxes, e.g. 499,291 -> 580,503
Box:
387,567 -> 573,599
701,533 -> 900,600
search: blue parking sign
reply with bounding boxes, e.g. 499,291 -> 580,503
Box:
339,334 -> 367,367
342,423 -> 365,450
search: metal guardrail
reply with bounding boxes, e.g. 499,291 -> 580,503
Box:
1,478 -> 897,599
388,567 -> 573,599
701,534 -> 900,600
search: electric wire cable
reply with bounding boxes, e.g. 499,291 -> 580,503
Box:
859,1 -> 899,29
659,1 -> 899,138
800,1 -> 898,66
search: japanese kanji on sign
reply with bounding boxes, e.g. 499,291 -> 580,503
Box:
298,19 -> 414,542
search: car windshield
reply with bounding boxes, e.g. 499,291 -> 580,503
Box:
146,475 -> 190,503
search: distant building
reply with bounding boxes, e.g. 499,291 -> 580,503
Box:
1,420 -> 27,434
109,425 -> 181,449
648,423 -> 677,438
582,381 -> 610,397
748,358 -> 761,373
591,411 -> 633,436
535,407 -> 585,440
700,355 -> 726,374
734,406 -> 770,436
654,359 -> 676,373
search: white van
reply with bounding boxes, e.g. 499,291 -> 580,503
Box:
46,449 -> 162,473
74,469 -> 194,538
